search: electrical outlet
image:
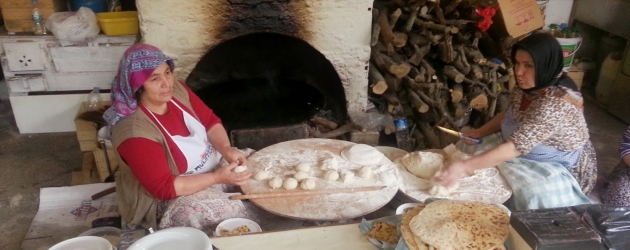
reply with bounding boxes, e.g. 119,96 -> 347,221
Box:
4,42 -> 45,72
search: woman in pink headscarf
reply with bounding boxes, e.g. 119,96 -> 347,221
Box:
103,44 -> 252,233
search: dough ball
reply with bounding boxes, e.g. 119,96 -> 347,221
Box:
253,171 -> 269,181
320,158 -> 338,171
400,151 -> 444,179
357,166 -> 373,179
341,170 -> 355,183
300,179 -> 316,190
233,166 -> 247,173
341,144 -> 384,166
295,162 -> 311,172
323,170 -> 340,181
293,171 -> 310,181
283,178 -> 298,190
378,170 -> 398,186
268,177 -> 283,189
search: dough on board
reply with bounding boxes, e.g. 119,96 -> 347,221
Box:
253,171 -> 269,180
300,178 -> 316,190
341,144 -> 384,166
268,177 -> 283,189
357,166 -> 373,179
323,169 -> 340,181
400,151 -> 444,179
294,172 -> 309,181
320,158 -> 338,171
341,170 -> 355,183
283,178 -> 298,190
295,162 -> 311,172
233,166 -> 247,173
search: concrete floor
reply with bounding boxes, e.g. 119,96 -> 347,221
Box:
0,79 -> 627,249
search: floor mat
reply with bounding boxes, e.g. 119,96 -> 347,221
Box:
21,183 -> 118,250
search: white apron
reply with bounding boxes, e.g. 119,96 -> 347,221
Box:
147,101 -> 222,175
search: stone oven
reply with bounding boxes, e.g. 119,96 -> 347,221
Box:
136,0 -> 373,147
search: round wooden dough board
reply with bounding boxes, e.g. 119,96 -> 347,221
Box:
395,149 -> 512,204
241,138 -> 399,221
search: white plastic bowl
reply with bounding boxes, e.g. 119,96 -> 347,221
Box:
215,218 -> 262,236
395,203 -> 423,215
127,227 -> 212,250
97,126 -> 113,149
48,236 -> 113,250
78,226 -> 121,247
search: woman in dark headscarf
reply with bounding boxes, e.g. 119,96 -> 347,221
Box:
434,33 -> 597,210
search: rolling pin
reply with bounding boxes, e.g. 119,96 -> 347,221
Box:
230,186 -> 386,200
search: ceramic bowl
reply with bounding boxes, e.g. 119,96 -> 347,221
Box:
215,218 -> 262,237
126,227 -> 212,250
48,236 -> 113,250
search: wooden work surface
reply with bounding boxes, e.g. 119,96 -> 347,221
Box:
210,223 -> 377,250
241,138 -> 399,221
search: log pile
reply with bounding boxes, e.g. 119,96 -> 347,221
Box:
369,0 -> 511,149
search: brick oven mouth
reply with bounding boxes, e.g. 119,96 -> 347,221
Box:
186,32 -> 348,133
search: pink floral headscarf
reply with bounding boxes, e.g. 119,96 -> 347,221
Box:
103,44 -> 175,126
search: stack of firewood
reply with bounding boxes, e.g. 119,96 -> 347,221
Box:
369,0 -> 513,149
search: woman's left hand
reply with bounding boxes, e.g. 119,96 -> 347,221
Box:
221,147 -> 248,166
433,161 -> 470,189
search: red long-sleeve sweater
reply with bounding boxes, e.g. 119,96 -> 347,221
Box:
117,82 -> 221,200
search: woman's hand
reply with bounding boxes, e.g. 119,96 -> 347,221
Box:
461,128 -> 484,145
221,147 -> 248,166
433,161 -> 471,189
213,161 -> 252,186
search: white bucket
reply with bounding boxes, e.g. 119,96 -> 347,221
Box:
556,37 -> 582,70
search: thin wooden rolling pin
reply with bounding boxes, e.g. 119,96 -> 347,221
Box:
230,186 -> 387,200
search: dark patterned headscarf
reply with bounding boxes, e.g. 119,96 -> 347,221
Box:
103,44 -> 175,126
511,33 -> 578,94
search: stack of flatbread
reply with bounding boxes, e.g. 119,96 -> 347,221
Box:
400,200 -> 510,250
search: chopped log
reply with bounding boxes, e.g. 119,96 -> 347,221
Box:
408,43 -> 431,66
309,122 -> 363,138
464,47 -> 487,65
388,103 -> 401,114
311,117 -> 338,130
369,63 -> 388,95
438,33 -> 455,63
452,102 -> 467,120
412,130 -> 425,149
432,2 -> 446,25
409,33 -> 431,47
419,5 -> 430,15
470,64 -> 483,80
370,8 -> 380,46
450,82 -> 463,103
383,72 -> 402,92
389,8 -> 402,28
443,65 -> 465,83
404,1 -> 424,32
418,122 -> 441,149
443,0 -> 462,14
392,32 -> 409,47
445,19 -> 475,28
416,89 -> 439,107
408,67 -> 425,83
468,91 -> 488,111
373,52 -> 411,78
377,6 -> 394,44
414,19 -> 452,33
453,46 -> 471,75
408,90 -> 430,113
402,76 -> 422,90
420,59 -> 436,79
382,88 -> 401,106
384,125 -> 396,135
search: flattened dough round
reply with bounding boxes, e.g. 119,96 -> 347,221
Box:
409,200 -> 509,250
341,144 -> 384,166
253,171 -> 269,180
323,170 -> 339,181
400,151 -> 444,179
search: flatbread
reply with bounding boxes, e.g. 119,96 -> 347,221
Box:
400,151 -> 444,179
366,222 -> 398,244
409,200 -> 510,250
341,144 -> 384,166
400,205 -> 430,250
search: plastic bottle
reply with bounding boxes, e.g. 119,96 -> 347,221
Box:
87,87 -> 102,111
548,23 -> 561,38
31,0 -> 46,35
393,107 -> 413,152
569,27 -> 580,38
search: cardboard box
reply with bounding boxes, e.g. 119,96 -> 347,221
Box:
74,101 -> 110,152
489,0 -> 544,39
0,0 -> 66,32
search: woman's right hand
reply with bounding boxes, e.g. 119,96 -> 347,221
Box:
213,162 -> 252,186
461,128 -> 484,145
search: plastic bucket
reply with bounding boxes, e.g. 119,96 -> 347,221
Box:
556,37 -> 582,70
71,0 -> 108,13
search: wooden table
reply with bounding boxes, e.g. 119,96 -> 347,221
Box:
210,223 -> 377,250
241,138 -> 399,221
